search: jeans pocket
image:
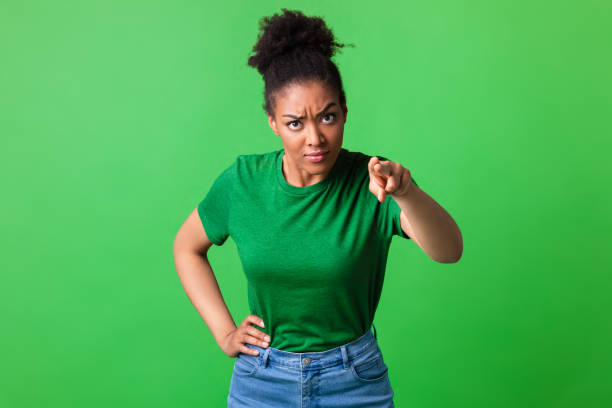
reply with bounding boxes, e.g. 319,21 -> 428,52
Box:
350,351 -> 389,382
233,352 -> 261,377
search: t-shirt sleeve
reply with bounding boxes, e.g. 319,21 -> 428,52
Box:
372,154 -> 419,240
197,160 -> 236,246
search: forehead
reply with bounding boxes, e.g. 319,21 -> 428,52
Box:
275,80 -> 337,112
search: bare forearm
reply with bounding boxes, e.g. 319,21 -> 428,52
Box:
394,183 -> 463,263
173,250 -> 236,347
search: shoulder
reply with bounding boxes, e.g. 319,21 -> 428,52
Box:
340,148 -> 392,163
339,148 -> 390,174
235,149 -> 279,170
338,148 -> 369,167
226,149 -> 281,187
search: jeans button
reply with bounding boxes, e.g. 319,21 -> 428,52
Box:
303,357 -> 311,366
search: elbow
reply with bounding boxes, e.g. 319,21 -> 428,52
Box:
433,240 -> 463,264
445,232 -> 463,263
445,251 -> 463,263
435,254 -> 462,264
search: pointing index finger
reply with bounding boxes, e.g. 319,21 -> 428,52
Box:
368,156 -> 379,173
374,161 -> 392,176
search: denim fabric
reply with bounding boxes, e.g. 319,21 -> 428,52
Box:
227,325 -> 394,407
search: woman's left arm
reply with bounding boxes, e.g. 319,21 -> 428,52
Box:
368,156 -> 463,264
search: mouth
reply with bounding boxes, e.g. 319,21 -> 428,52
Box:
304,150 -> 329,162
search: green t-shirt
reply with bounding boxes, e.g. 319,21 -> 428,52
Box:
198,147 -> 418,352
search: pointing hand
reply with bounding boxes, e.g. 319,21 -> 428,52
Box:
368,156 -> 414,203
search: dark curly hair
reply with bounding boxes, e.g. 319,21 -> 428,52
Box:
247,8 -> 354,118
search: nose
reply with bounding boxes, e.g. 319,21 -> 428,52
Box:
306,122 -> 326,146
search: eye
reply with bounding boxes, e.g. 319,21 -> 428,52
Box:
322,113 -> 336,123
287,120 -> 302,130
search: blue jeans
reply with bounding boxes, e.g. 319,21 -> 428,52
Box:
227,325 -> 394,407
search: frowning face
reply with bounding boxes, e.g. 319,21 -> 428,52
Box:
267,79 -> 348,188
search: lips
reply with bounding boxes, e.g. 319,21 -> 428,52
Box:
305,150 -> 329,157
304,150 -> 329,163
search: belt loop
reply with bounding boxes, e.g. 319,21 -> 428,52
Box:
372,323 -> 378,340
262,348 -> 271,368
340,345 -> 349,370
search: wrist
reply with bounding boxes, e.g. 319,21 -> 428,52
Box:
391,176 -> 416,200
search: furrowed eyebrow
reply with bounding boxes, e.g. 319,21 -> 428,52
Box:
282,102 -> 336,120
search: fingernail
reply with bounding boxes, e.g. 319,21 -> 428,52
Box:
265,335 -> 270,342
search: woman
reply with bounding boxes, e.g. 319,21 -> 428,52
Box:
173,8 -> 463,407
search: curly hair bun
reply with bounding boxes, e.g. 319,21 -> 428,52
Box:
247,8 -> 349,76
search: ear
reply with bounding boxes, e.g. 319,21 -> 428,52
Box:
268,114 -> 280,136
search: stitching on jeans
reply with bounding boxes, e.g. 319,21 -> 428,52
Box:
250,331 -> 377,370
234,356 -> 259,376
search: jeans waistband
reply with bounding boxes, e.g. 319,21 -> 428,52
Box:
245,325 -> 378,370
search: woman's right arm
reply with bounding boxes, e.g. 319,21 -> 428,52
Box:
172,208 -> 270,357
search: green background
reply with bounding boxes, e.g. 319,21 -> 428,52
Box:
1,0 -> 610,407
